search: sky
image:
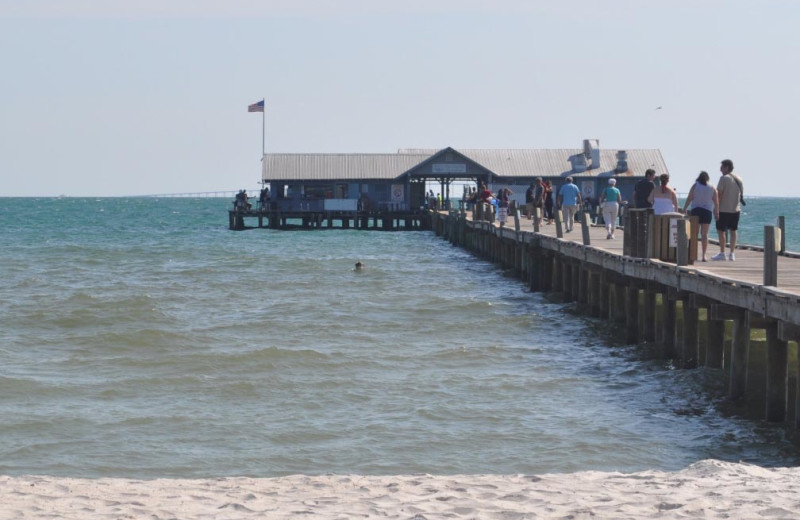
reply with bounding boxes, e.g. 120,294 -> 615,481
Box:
1,0 -> 798,197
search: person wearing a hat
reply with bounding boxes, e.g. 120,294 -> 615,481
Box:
599,178 -> 622,239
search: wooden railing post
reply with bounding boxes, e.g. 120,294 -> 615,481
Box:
777,216 -> 786,254
580,211 -> 591,245
554,209 -> 564,238
676,218 -> 689,266
764,226 -> 780,286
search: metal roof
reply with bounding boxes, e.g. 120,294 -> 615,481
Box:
262,153 -> 430,181
262,148 -> 668,181
400,148 -> 669,178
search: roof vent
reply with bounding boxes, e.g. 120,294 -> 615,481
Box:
615,150 -> 628,173
570,154 -> 588,173
583,139 -> 600,170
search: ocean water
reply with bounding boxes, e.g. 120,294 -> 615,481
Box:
0,197 -> 799,479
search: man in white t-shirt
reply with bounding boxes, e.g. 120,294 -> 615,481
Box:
711,159 -> 743,261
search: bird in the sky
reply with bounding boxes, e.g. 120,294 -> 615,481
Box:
655,106 -> 663,110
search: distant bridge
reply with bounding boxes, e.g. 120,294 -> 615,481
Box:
137,191 -> 238,198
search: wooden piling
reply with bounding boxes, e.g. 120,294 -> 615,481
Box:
663,291 -> 677,358
642,285 -> 657,343
682,299 -> 699,368
727,308 -> 751,401
580,212 -> 591,245
625,285 -> 639,344
589,269 -> 601,317
554,209 -> 563,238
765,322 -> 788,422
764,226 -> 780,286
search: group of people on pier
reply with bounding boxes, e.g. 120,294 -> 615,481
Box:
633,159 -> 744,262
233,187 -> 271,211
520,177 -> 584,234
233,189 -> 252,210
476,158 -> 744,262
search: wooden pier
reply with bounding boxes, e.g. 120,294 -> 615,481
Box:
228,208 -> 431,231
431,207 -> 800,427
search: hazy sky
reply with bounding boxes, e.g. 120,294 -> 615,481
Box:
2,0 -> 798,196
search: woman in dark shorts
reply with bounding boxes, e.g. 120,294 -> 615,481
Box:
682,171 -> 719,262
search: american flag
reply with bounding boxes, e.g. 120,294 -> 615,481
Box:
248,100 -> 264,112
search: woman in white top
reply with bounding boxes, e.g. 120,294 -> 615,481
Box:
649,173 -> 678,215
682,171 -> 719,262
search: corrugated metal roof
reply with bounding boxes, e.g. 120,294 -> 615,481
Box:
400,148 -> 669,178
262,148 -> 668,181
262,153 -> 431,181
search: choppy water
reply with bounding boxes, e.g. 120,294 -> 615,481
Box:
0,197 -> 799,479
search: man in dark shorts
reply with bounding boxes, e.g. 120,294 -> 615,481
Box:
525,182 -> 535,219
633,169 -> 656,208
712,159 -> 743,261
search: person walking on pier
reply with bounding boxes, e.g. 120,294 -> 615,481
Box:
599,178 -> 622,239
544,180 -> 555,224
557,177 -> 581,233
258,186 -> 269,210
682,171 -> 719,262
634,169 -> 656,208
712,159 -> 744,261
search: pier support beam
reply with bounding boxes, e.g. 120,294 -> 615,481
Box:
662,290 -> 678,359
712,305 -> 751,401
765,322 -> 788,422
588,269 -> 600,317
731,312 -> 751,401
609,280 -> 626,323
682,299 -> 700,368
552,257 -> 563,296
578,266 -> 589,306
706,319 -> 726,369
561,260 -> 573,301
624,285 -> 639,344
570,263 -> 580,302
597,270 -> 610,319
642,284 -> 657,343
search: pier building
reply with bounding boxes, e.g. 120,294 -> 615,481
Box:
229,139 -> 667,230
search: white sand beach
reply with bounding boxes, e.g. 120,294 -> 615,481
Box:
1,459 -> 798,519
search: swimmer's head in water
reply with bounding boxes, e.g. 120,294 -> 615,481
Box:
355,262 -> 364,270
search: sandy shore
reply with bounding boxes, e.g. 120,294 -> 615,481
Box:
1,459 -> 798,519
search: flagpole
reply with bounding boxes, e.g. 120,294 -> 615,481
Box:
261,98 -> 265,157
261,99 -> 266,187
